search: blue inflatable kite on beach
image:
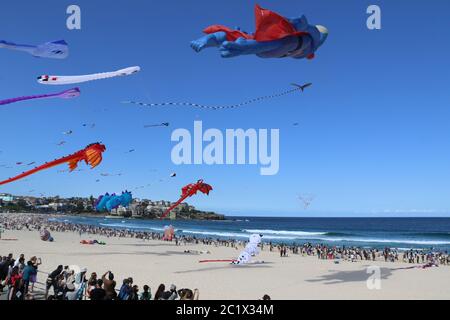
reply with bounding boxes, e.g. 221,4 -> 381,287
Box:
0,39 -> 69,59
95,191 -> 133,212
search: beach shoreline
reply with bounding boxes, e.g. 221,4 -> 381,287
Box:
1,213 -> 450,300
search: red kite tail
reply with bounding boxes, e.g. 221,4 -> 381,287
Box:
199,260 -> 237,263
160,193 -> 190,220
0,143 -> 106,186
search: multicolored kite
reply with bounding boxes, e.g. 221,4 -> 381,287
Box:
0,88 -> 80,106
161,180 -> 213,219
191,4 -> 328,60
0,143 -> 106,186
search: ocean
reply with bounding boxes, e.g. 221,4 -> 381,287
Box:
51,216 -> 450,252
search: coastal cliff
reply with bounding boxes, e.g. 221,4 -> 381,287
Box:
0,193 -> 225,220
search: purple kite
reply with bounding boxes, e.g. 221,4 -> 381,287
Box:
0,88 -> 80,107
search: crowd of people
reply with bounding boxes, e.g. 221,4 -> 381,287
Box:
1,213 -> 450,300
2,213 -> 450,300
269,242 -> 450,265
0,252 -> 200,301
2,214 -> 450,267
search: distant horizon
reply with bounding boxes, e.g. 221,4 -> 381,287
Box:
222,214 -> 450,218
3,192 -> 450,218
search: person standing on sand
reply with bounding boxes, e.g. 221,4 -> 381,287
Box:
102,271 -> 117,300
13,254 -> 25,269
89,279 -> 106,301
162,284 -> 178,300
21,261 -> 36,295
118,278 -> 132,300
154,284 -> 165,300
7,266 -> 24,300
140,285 -> 152,300
45,265 -> 63,299
29,256 -> 41,293
86,272 -> 98,298
129,285 -> 139,300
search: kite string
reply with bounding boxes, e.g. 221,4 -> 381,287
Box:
123,87 -> 302,110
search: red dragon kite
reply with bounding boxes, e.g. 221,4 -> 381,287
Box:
0,143 -> 106,186
161,180 -> 213,219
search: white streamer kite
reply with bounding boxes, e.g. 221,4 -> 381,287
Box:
199,234 -> 263,265
37,66 -> 140,85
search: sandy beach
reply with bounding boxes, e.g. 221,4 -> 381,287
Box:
1,226 -> 449,300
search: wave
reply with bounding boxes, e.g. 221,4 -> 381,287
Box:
243,229 -> 328,237
99,223 -> 168,232
180,229 -> 300,240
313,237 -> 450,246
400,232 -> 450,239
181,230 -> 249,238
58,217 -> 450,247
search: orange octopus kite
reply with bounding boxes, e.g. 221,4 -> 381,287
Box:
0,143 -> 106,186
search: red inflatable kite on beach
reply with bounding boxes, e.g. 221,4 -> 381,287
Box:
160,180 -> 213,219
0,143 -> 106,186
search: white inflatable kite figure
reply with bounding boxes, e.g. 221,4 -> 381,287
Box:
233,234 -> 263,265
37,66 -> 140,85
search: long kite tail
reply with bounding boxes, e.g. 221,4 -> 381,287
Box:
0,93 -> 57,106
0,88 -> 80,106
122,84 -> 311,110
199,260 -> 237,263
160,194 -> 190,219
0,40 -> 34,51
0,143 -> 105,186
0,155 -> 77,186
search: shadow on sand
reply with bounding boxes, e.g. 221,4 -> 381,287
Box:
306,266 -> 395,285
67,250 -> 211,257
174,262 -> 275,274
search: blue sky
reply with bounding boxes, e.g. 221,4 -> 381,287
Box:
1,0 -> 450,217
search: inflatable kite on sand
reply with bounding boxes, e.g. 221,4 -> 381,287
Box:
80,239 -> 106,245
40,229 -> 54,242
124,83 -> 311,110
162,225 -> 175,241
0,88 -> 80,107
37,66 -> 140,85
0,143 -> 106,186
0,39 -> 68,59
160,180 -> 213,219
191,4 -> 328,60
95,191 -> 132,212
200,234 -> 263,264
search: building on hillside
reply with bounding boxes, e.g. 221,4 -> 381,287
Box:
0,194 -> 14,202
